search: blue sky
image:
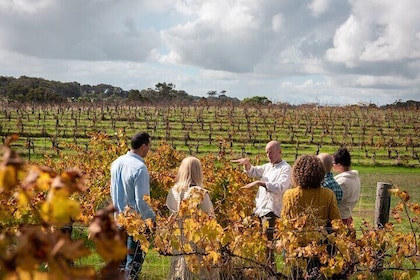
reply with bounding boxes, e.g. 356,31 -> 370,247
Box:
0,0 -> 419,105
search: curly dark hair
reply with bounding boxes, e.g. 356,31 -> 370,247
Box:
292,155 -> 325,189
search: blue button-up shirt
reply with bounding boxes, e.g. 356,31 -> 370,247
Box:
110,151 -> 155,221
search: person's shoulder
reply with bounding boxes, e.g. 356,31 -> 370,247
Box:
321,187 -> 335,196
327,176 -> 341,186
281,160 -> 291,168
334,172 -> 344,179
284,186 -> 297,195
273,160 -> 290,168
349,169 -> 360,176
111,153 -> 128,166
166,188 -> 180,212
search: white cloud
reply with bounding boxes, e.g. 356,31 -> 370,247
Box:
326,0 -> 420,66
0,0 -> 54,15
308,0 -> 331,17
161,1 -> 267,72
272,13 -> 284,32
0,0 -> 418,106
0,0 -> 161,61
325,15 -> 369,67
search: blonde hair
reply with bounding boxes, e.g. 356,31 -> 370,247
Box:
174,156 -> 204,193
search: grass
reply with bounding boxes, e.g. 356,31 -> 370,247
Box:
70,226 -> 170,279
139,252 -> 170,280
352,165 -> 420,227
73,251 -> 170,280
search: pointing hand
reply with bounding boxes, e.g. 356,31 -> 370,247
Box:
231,158 -> 250,165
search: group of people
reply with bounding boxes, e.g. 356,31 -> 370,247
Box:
110,132 -> 361,280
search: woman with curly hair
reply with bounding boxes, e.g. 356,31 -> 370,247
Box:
281,155 -> 341,279
281,154 -> 340,226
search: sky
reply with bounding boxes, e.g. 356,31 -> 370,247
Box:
0,0 -> 419,106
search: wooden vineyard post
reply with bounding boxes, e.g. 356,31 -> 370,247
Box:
374,182 -> 392,228
374,182 -> 392,275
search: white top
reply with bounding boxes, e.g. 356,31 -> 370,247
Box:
166,185 -> 215,217
247,160 -> 292,217
334,170 -> 361,219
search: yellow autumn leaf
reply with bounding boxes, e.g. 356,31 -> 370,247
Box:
4,269 -> 49,280
137,236 -> 150,253
94,237 -> 127,263
192,232 -> 201,243
37,169 -> 54,191
182,243 -> 193,253
170,237 -> 181,251
206,250 -> 220,264
41,194 -> 80,226
17,190 -> 30,207
0,165 -> 18,193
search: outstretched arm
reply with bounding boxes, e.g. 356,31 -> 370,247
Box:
231,158 -> 252,171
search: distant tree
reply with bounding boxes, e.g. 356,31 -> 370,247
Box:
153,82 -> 180,103
207,90 -> 217,98
53,82 -> 81,98
128,89 -> 142,102
155,82 -> 175,95
6,82 -> 27,101
242,96 -> 272,105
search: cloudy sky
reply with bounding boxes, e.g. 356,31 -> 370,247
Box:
0,0 -> 419,105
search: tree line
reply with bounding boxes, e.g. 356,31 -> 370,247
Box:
0,76 -> 240,105
0,75 -> 418,109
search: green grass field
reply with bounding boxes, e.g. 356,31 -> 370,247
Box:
353,165 -> 420,226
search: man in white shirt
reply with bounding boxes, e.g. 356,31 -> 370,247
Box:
333,148 -> 361,227
232,141 -> 291,272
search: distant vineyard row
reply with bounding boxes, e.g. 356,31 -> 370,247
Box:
0,103 -> 418,166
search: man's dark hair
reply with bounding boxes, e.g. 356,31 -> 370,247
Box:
333,148 -> 351,167
131,132 -> 151,150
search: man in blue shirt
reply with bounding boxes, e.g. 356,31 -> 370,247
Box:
317,153 -> 343,204
111,132 -> 155,280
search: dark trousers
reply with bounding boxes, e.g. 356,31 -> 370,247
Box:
260,212 -> 278,272
125,235 -> 145,280
118,227 -> 145,280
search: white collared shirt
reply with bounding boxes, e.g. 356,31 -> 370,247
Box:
247,160 -> 292,217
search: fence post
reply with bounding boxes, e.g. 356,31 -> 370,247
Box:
374,182 -> 392,228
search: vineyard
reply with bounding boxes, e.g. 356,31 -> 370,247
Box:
1,102 -> 419,167
0,102 -> 420,279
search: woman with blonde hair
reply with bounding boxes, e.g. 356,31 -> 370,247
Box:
166,156 -> 214,216
166,156 -> 218,280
